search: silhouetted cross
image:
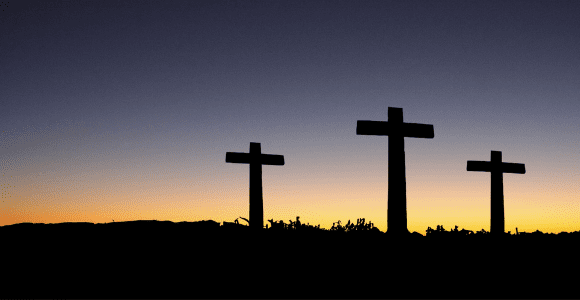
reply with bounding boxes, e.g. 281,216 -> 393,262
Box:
467,150 -> 525,235
357,107 -> 434,235
226,142 -> 284,231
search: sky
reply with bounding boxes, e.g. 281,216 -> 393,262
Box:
1,0 -> 579,234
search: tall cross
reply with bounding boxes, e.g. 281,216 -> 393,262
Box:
226,142 -> 284,231
357,107 -> 434,235
467,150 -> 525,235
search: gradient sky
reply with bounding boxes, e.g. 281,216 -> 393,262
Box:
2,0 -> 579,234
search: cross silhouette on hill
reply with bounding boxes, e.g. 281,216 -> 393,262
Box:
467,150 -> 526,235
226,142 -> 285,231
357,107 -> 434,236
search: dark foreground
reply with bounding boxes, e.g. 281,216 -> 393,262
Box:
2,220 -> 577,298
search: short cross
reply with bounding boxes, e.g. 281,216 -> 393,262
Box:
357,107 -> 434,235
226,142 -> 285,231
467,150 -> 526,235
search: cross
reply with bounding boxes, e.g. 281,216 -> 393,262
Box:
467,150 -> 525,235
226,142 -> 285,231
357,107 -> 434,236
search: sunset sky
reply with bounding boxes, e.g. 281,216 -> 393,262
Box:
1,0 -> 579,234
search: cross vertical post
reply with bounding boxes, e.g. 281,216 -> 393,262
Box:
491,151 -> 504,235
387,108 -> 407,235
249,142 -> 263,231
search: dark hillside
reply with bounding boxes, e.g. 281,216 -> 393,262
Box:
1,220 -> 577,298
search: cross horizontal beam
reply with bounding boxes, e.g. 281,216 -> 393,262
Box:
466,161 -> 491,172
357,120 -> 434,138
225,152 -> 285,166
467,161 -> 526,174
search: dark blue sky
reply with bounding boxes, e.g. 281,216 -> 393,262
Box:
1,0 -> 579,233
